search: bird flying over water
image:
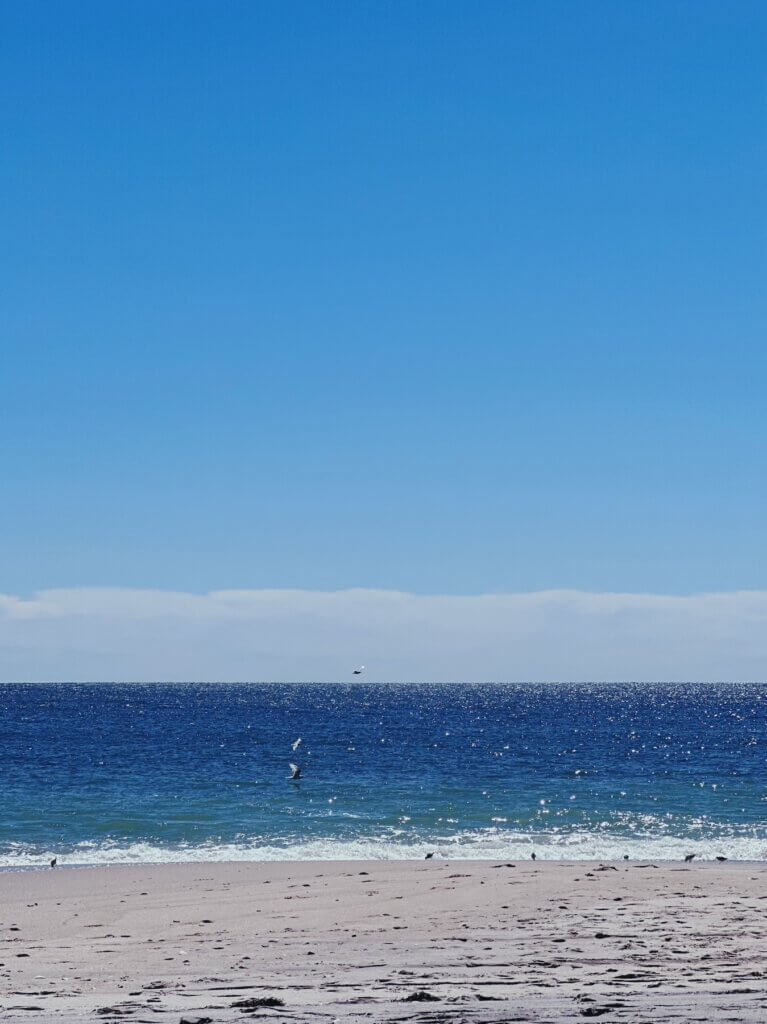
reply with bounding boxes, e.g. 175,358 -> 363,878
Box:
291,737 -> 301,752
289,762 -> 301,780
353,665 -> 365,675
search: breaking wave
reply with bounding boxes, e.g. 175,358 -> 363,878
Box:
3,828 -> 766,869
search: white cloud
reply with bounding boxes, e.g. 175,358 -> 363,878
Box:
0,587 -> 766,682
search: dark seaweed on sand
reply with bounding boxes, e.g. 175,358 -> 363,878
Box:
231,996 -> 285,1009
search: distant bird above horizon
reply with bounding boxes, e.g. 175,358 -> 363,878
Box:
289,762 -> 301,780
353,665 -> 365,675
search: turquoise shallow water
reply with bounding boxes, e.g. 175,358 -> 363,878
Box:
1,682 -> 765,866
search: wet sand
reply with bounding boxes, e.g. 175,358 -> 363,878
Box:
1,860 -> 766,1022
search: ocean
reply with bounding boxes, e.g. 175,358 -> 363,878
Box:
1,682 -> 765,867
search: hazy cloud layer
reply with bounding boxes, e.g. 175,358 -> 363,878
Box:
1,587 -> 766,683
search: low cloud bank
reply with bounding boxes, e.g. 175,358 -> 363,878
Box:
1,587 -> 766,682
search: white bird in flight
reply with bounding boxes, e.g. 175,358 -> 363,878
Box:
289,762 -> 301,780
291,737 -> 301,751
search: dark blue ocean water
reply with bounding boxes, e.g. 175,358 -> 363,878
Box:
1,683 -> 766,866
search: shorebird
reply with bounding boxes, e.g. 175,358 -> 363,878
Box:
424,852 -> 434,859
716,855 -> 728,862
684,853 -> 696,863
531,852 -> 536,861
50,857 -> 57,868
289,762 -> 301,780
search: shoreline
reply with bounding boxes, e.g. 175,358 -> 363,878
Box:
2,858 -> 766,1021
1,853 -> 764,874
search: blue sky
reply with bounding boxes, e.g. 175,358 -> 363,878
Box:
3,0 -> 765,597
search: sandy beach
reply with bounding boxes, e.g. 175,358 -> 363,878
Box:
1,859 -> 766,1023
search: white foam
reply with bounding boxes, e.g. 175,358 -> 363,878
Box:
2,829 -> 766,869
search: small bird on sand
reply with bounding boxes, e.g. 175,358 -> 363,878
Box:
623,855 -> 629,860
684,853 -> 696,863
531,852 -> 536,861
289,762 -> 301,780
50,857 -> 57,868
424,852 -> 434,859
716,855 -> 728,862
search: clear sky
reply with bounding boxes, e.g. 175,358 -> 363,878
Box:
3,0 -> 765,599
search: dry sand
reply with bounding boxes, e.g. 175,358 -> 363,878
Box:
1,859 -> 766,1022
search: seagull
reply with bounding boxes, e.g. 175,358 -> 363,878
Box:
291,738 -> 302,752
353,665 -> 365,675
289,762 -> 301,780
684,853 -> 696,863
50,857 -> 57,868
